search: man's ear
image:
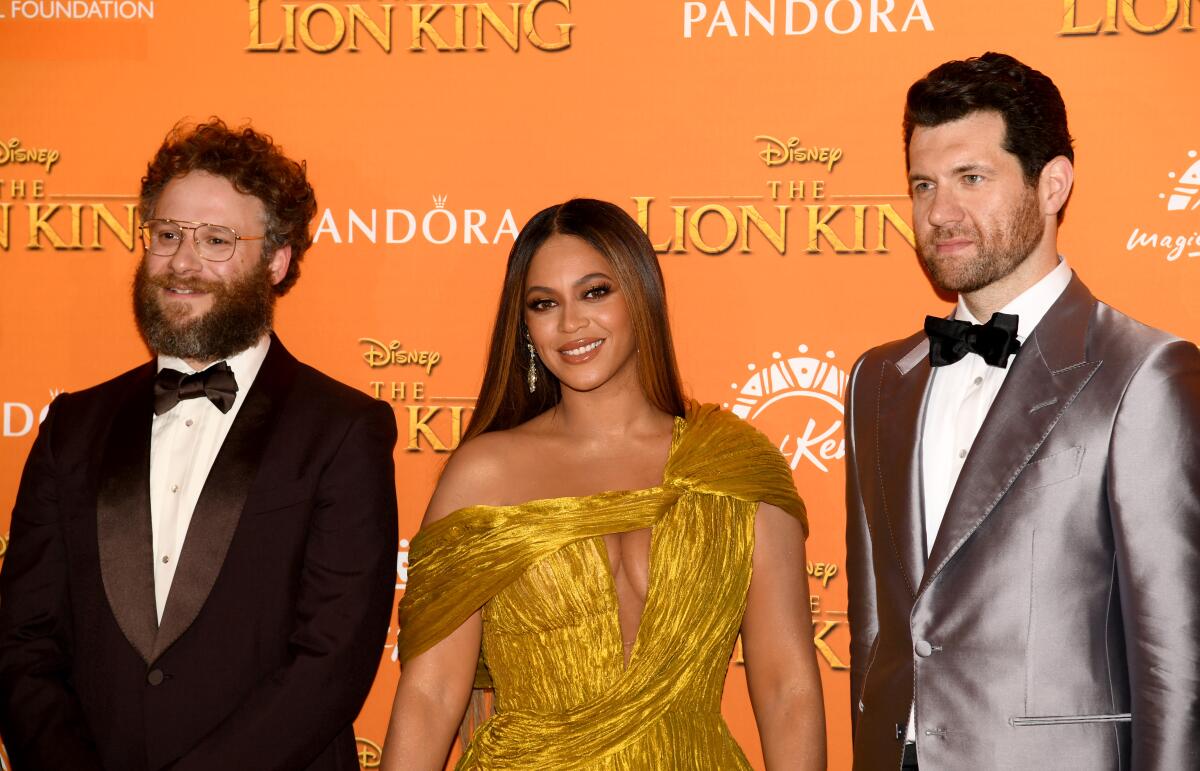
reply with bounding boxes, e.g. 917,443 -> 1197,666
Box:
1039,155 -> 1074,218
267,243 -> 292,287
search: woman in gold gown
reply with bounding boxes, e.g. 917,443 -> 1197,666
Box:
381,199 -> 826,770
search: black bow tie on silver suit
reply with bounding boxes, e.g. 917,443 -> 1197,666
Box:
924,312 -> 1022,369
153,361 -> 239,415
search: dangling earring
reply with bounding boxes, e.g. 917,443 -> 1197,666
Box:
525,332 -> 538,393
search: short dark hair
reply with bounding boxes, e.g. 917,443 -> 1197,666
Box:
904,52 -> 1074,190
139,118 -> 317,295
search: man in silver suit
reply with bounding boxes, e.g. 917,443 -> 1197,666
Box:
845,52 -> 1200,770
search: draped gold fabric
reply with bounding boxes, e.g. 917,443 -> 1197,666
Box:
398,403 -> 807,769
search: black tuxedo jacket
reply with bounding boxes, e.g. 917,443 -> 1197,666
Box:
0,337 -> 399,771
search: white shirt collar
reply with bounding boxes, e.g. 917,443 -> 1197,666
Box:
156,335 -> 272,411
955,258 -> 1073,341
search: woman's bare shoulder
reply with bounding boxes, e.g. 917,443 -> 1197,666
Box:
422,427 -> 535,525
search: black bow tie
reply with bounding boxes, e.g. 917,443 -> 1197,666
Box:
154,361 -> 239,415
924,312 -> 1022,369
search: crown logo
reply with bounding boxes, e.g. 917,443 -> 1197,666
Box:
725,344 -> 848,473
432,194 -> 448,209
725,345 -> 845,420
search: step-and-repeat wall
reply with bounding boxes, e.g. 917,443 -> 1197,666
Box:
2,2 -> 1196,768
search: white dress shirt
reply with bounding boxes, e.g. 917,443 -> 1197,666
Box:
150,336 -> 271,622
907,259 -> 1072,743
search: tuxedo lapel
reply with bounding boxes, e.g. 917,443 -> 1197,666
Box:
921,277 -> 1101,593
152,338 -> 297,660
96,364 -> 158,664
875,334 -> 933,597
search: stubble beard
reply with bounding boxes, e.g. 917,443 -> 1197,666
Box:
133,258 -> 275,362
918,186 -> 1046,295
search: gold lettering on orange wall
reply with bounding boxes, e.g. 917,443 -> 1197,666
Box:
813,620 -> 849,670
249,1 -> 573,53
19,203 -> 138,251
524,0 -> 572,51
66,203 -> 84,249
91,204 -> 137,250
448,406 -> 465,450
370,381 -> 429,400
731,620 -> 849,670
808,561 -> 839,587
284,4 -> 298,48
0,203 -> 9,250
1103,0 -> 1122,30
670,205 -> 687,253
1123,0 -> 1179,31
405,406 -> 467,451
247,0 -> 283,49
851,204 -> 867,252
452,3 -> 467,48
634,196 -> 675,252
1061,0 -> 1193,33
739,205 -> 787,254
26,204 -> 67,249
876,204 -> 915,252
408,406 -> 447,451
348,3 -> 393,51
356,737 -> 382,768
298,3 -> 346,52
806,205 -> 849,253
1060,0 -> 1116,33
476,2 -> 520,50
3,179 -> 45,199
247,0 -> 299,50
411,4 -> 453,50
635,196 -> 913,255
689,205 -> 738,254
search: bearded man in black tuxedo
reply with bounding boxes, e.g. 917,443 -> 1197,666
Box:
0,120 -> 398,771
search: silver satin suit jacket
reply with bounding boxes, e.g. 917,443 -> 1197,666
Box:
845,274 -> 1200,770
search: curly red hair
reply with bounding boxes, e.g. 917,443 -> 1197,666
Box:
139,118 -> 317,296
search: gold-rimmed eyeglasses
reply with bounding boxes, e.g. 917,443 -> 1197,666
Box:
139,218 -> 267,263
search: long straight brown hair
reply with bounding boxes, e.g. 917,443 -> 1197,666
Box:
464,198 -> 687,442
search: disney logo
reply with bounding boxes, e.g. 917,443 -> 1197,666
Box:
355,737 -> 382,767
756,135 -> 843,171
807,560 -> 839,587
359,338 -> 442,374
0,138 -> 61,173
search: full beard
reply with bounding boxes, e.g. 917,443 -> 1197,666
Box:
133,259 -> 275,362
918,186 -> 1045,294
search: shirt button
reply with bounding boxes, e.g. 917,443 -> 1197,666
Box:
170,484 -> 179,493
974,376 -> 983,386
958,449 -> 967,459
185,419 -> 194,427
162,555 -> 170,564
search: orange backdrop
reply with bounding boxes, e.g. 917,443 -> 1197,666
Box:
2,1 -> 1198,768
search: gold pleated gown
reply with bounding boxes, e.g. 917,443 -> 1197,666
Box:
399,403 -> 807,769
